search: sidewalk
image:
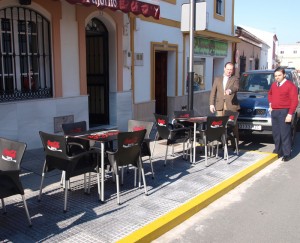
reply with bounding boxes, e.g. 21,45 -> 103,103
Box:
0,141 -> 277,242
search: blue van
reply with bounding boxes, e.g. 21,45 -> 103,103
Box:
237,69 -> 299,142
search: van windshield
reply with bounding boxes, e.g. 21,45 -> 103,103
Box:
239,72 -> 274,92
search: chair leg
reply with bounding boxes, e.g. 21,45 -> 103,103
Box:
139,160 -> 148,196
204,137 -> 208,167
97,167 -> 101,201
38,161 -> 48,201
121,166 -> 124,185
138,157 -> 143,188
205,144 -> 208,166
134,167 -> 137,188
116,173 -> 120,205
87,172 -> 92,194
1,199 -> 6,214
235,138 -> 239,155
21,195 -> 32,226
38,172 -> 45,201
151,132 -> 158,159
164,145 -> 169,166
222,135 -> 229,162
60,171 -> 65,186
149,156 -> 155,179
216,141 -> 219,158
64,179 -> 69,213
83,173 -> 87,193
183,142 -> 186,159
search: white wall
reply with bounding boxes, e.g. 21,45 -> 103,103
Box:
0,96 -> 89,149
61,1 -> 80,97
133,20 -> 184,103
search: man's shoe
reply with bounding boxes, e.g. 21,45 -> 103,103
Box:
282,156 -> 290,162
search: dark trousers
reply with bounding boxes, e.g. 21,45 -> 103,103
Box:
271,109 -> 291,157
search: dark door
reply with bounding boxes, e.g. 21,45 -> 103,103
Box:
86,18 -> 109,126
155,51 -> 168,115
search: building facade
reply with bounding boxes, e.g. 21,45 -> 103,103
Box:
277,43 -> 300,71
239,25 -> 278,69
0,0 -> 238,149
234,26 -> 269,77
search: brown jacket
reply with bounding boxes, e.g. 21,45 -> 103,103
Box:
209,75 -> 240,111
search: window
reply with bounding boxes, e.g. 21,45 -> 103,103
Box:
214,0 -> 225,21
0,7 -> 52,102
186,58 -> 205,92
280,50 -> 284,54
293,50 -> 297,54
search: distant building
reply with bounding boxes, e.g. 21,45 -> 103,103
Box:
277,43 -> 300,71
239,25 -> 278,69
234,26 -> 269,77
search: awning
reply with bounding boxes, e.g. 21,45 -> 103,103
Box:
66,0 -> 160,19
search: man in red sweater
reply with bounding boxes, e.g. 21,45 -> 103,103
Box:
268,67 -> 299,161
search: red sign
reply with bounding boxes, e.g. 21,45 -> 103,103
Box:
65,0 -> 160,19
211,120 -> 223,128
3,149 -> 16,159
2,148 -> 17,162
47,140 -> 62,152
157,119 -> 166,126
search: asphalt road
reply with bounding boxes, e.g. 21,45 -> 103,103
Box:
153,131 -> 300,243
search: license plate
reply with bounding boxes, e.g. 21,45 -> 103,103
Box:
238,123 -> 262,130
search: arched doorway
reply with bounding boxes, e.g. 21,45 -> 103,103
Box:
86,18 -> 109,126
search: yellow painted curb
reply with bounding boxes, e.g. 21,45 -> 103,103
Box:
117,152 -> 278,243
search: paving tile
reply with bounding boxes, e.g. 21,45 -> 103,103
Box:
0,141 -> 274,242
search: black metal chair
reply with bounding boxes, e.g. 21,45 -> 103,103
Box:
61,121 -> 90,187
38,131 -> 101,212
224,110 -> 239,155
153,113 -> 191,166
173,110 -> 195,127
0,137 -> 32,226
197,116 -> 229,166
128,119 -> 155,178
62,121 -> 90,152
106,129 -> 147,205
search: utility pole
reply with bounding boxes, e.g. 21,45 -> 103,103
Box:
187,0 -> 195,111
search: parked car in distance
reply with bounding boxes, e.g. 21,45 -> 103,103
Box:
237,69 -> 300,143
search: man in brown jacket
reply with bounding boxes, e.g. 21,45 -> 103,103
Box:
209,62 -> 240,149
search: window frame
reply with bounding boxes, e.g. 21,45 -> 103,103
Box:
214,0 -> 225,21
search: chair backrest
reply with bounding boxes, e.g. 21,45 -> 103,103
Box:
224,110 -> 239,126
173,110 -> 194,119
62,121 -> 87,135
205,116 -> 229,142
115,129 -> 146,167
128,120 -> 154,139
0,137 -> 26,171
153,113 -> 170,139
39,131 -> 69,160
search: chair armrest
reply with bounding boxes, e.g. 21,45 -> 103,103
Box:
106,150 -> 117,155
170,127 -> 190,133
68,142 -> 85,150
67,149 -> 100,160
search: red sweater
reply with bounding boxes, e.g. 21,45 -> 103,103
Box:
268,80 -> 299,115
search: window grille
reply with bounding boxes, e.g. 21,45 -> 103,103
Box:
0,7 -> 52,102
